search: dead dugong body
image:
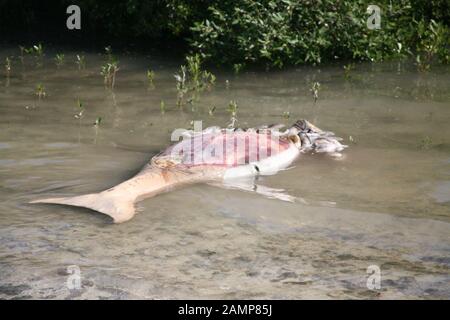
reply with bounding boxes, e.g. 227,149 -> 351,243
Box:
31,120 -> 346,223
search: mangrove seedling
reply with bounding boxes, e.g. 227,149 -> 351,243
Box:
418,136 -> 433,150
76,54 -> 86,69
33,44 -> 44,57
93,117 -> 102,127
5,57 -> 11,77
24,44 -> 44,57
74,99 -> 84,123
160,100 -> 166,114
201,71 -> 216,90
227,100 -> 238,128
93,116 -> 102,145
343,63 -> 355,79
189,98 -> 196,113
101,61 -> 120,89
282,111 -> 291,119
209,105 -> 216,116
175,55 -> 216,107
174,65 -> 188,107
55,54 -> 65,67
186,54 -> 216,91
25,44 -> 44,67
35,83 -> 46,99
147,69 -> 155,87
186,54 -> 202,89
311,81 -> 321,103
101,47 -> 119,88
349,135 -> 355,144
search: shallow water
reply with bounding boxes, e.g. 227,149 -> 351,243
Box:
0,47 -> 449,299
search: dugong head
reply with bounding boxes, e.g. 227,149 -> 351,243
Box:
290,120 -> 347,154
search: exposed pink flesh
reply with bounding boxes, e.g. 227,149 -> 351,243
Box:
160,131 -> 291,167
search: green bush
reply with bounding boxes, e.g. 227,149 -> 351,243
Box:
1,0 -> 448,69
187,0 -> 449,68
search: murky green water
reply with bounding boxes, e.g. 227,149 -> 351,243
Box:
0,47 -> 449,299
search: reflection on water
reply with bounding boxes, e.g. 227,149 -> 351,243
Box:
0,47 -> 449,299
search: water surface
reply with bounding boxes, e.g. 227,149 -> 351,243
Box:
0,47 -> 449,299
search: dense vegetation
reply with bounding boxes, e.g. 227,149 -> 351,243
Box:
1,0 -> 449,69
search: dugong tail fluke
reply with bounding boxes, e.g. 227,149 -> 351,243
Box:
30,192 -> 136,223
30,164 -> 218,223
